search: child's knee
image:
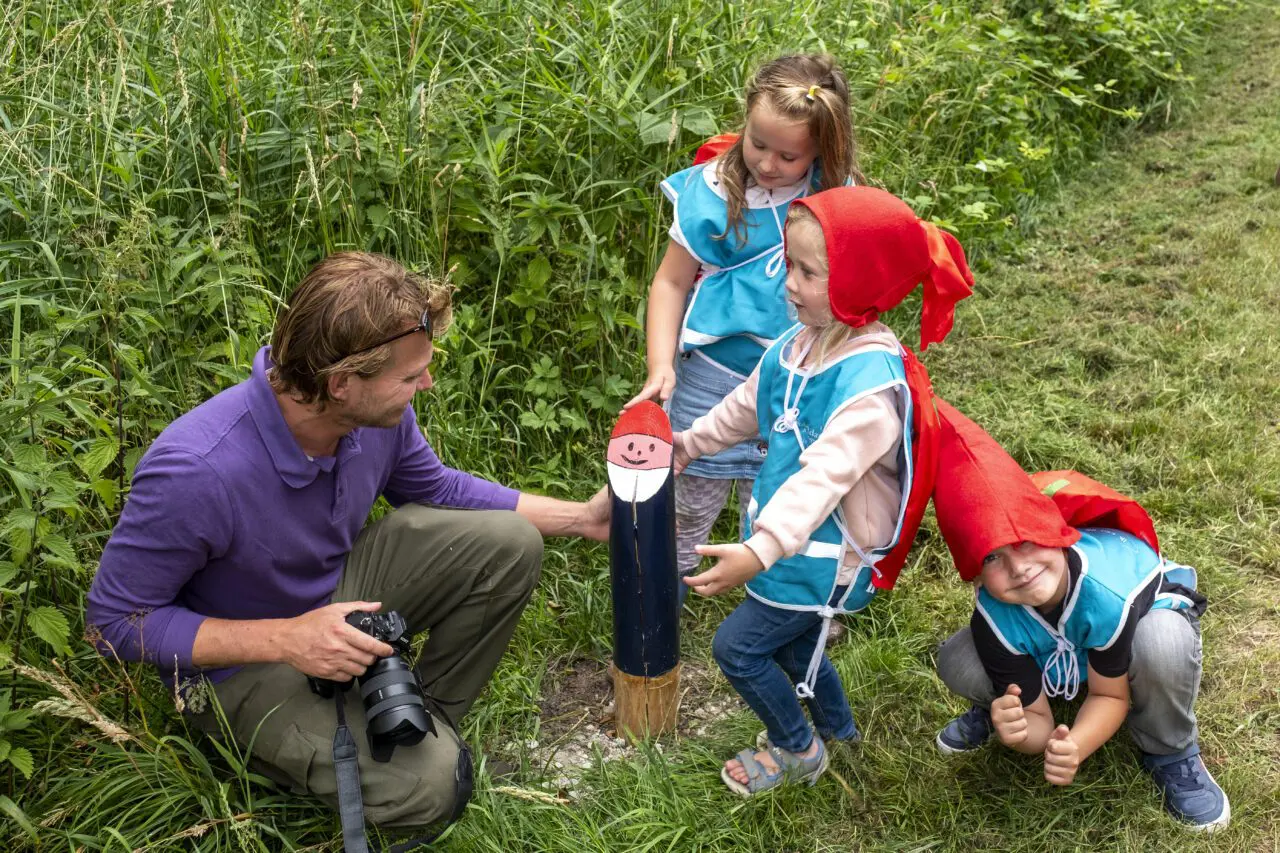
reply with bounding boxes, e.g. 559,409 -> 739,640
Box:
935,627 -> 992,702
935,628 -> 972,684
1131,609 -> 1201,684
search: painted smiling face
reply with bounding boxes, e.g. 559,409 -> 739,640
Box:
607,434 -> 672,470
607,402 -> 674,502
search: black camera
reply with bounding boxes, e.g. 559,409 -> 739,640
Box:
308,609 -> 436,762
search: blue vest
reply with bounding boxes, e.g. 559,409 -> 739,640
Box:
975,528 -> 1199,700
744,326 -> 913,613
660,162 -> 822,377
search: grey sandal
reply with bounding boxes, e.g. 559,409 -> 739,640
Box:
720,737 -> 828,797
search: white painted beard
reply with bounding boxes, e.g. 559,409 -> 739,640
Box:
606,462 -> 671,503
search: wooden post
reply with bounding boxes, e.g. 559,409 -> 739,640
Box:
606,402 -> 682,744
610,661 -> 682,742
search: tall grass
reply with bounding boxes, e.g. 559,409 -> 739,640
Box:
2,0 -> 1269,849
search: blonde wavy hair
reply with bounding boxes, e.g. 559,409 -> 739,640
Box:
718,54 -> 864,246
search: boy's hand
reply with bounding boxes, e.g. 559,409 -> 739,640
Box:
672,432 -> 692,475
1044,725 -> 1081,786
624,365 -> 676,409
990,683 -> 1029,747
683,544 -> 764,596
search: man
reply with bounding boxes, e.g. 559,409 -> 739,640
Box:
86,252 -> 609,831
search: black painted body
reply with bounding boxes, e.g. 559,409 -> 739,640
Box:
609,473 -> 680,677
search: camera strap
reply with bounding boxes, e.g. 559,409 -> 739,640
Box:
327,690 -> 470,853
331,691 -> 372,853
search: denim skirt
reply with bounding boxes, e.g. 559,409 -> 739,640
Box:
665,352 -> 767,480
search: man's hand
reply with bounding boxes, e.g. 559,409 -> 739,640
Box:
515,489 -> 611,541
673,432 -> 692,476
683,543 -> 765,596
991,683 -> 1029,747
623,365 -> 676,410
1044,724 -> 1081,786
578,485 -> 611,541
280,601 -> 396,681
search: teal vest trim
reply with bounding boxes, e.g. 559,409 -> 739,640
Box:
660,163 -> 821,376
744,325 -> 913,612
975,528 -> 1197,700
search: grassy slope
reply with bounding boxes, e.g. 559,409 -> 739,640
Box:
5,3 -> 1278,851
448,5 -> 1280,852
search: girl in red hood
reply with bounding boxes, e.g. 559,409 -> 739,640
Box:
672,186 -> 973,795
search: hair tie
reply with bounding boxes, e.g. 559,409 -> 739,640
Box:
805,84 -> 820,102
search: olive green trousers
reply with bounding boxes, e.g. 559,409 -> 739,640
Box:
190,505 -> 543,828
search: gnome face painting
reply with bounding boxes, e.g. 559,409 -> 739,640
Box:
607,402 -> 674,503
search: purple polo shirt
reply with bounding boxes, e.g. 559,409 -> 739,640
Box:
86,346 -> 518,684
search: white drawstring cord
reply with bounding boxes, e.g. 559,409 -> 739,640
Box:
796,605 -> 838,699
1041,636 -> 1081,701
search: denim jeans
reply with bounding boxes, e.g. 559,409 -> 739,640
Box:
712,587 -> 857,753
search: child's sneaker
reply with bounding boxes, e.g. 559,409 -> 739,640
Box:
935,705 -> 993,754
1143,745 -> 1230,832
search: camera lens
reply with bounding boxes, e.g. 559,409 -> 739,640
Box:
358,654 -> 434,762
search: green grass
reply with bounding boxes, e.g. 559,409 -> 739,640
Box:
2,0 -> 1278,849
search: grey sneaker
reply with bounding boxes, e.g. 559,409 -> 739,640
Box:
935,705 -> 993,754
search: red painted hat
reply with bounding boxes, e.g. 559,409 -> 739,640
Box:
1030,470 -> 1160,554
610,400 -> 673,442
933,399 -> 1079,581
792,187 -> 974,350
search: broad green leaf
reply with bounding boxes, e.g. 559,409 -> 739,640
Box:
0,794 -> 35,838
90,478 -> 121,510
27,605 -> 71,654
526,255 -> 552,289
680,107 -> 717,137
39,533 -> 80,571
1,710 -> 33,732
1,510 -> 35,559
7,747 -> 33,779
1,464 -> 40,495
10,443 -> 46,474
78,436 -> 119,479
637,110 -> 675,146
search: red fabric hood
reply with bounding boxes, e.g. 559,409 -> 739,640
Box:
933,399 -> 1079,581
1030,470 -> 1160,554
792,187 -> 974,350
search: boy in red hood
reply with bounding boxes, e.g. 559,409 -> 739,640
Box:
931,400 -> 1229,832
672,186 -> 972,795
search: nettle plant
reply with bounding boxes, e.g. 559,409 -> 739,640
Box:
0,689 -> 34,782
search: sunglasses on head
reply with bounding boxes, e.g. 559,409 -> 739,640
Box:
338,307 -> 432,362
